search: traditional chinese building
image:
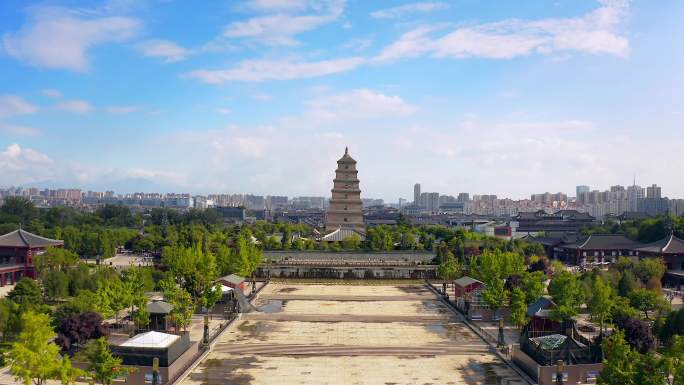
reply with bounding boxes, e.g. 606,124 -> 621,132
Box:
325,147 -> 364,232
635,232 -> 684,289
0,229 -> 63,286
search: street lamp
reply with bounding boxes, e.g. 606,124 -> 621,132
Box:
152,357 -> 160,385
555,360 -> 564,385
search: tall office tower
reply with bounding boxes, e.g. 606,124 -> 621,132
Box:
325,147 -> 364,232
576,185 -> 590,198
646,184 -> 662,199
414,183 -> 421,205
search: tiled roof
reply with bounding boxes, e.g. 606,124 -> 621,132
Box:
0,229 -> 63,248
321,228 -> 366,242
636,233 -> 684,255
147,300 -> 173,314
527,296 -> 556,317
560,234 -> 641,250
453,276 -> 484,288
219,274 -> 245,285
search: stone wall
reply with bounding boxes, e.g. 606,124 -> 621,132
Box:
255,265 -> 437,279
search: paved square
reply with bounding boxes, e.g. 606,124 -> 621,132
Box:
180,283 -> 526,385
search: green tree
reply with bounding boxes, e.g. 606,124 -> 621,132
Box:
342,234 -> 362,250
598,330 -> 637,385
8,278 -> 42,305
590,275 -> 615,334
437,250 -> 460,286
75,337 -> 135,385
618,270 -> 638,297
161,281 -> 194,332
8,311 -> 83,385
548,271 -> 585,321
510,287 -> 528,330
628,288 -> 669,320
520,271 -> 545,304
33,248 -> 79,276
0,196 -> 37,225
131,294 -> 150,330
634,258 -> 666,284
42,270 -> 69,301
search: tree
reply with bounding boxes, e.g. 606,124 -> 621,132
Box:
437,250 -> 460,286
8,311 -> 83,385
42,270 -> 69,301
131,294 -> 150,331
618,270 -> 638,297
342,234 -> 361,250
619,317 -> 655,354
548,271 -> 585,321
161,281 -> 194,333
0,298 -> 21,341
628,288 -> 669,320
33,247 -> 79,276
663,336 -> 684,385
598,330 -> 637,385
75,337 -> 135,385
590,275 -> 615,334
634,258 -> 666,284
55,312 -> 108,353
510,288 -> 528,330
96,280 -> 131,325
8,278 -> 42,305
520,271 -> 546,304
0,196 -> 37,225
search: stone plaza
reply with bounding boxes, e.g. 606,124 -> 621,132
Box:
179,283 -> 526,385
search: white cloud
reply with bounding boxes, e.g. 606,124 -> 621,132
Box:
104,105 -> 138,114
304,89 -> 417,121
55,99 -> 93,114
2,6 -> 140,72
0,144 -> 55,186
245,0 -> 309,12
224,0 -> 345,45
370,2 -> 449,19
234,136 -> 271,158
216,108 -> 232,115
0,123 -> 41,137
136,39 -> 190,63
185,57 -> 364,84
375,0 -> 630,63
41,89 -> 62,98
0,95 -> 38,118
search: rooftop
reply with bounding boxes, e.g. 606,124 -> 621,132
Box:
560,234 -> 642,250
0,229 -> 63,248
119,331 -> 180,349
636,233 -> 684,255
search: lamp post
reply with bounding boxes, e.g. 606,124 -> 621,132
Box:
152,357 -> 160,385
555,360 -> 564,385
203,315 -> 209,345
497,318 -> 505,348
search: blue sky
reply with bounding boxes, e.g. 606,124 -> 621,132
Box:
0,0 -> 683,201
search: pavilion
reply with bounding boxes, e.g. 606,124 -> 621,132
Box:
0,228 -> 63,286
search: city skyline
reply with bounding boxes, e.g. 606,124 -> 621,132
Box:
1,1 -> 684,200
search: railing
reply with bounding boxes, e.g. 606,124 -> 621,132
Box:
167,280 -> 269,385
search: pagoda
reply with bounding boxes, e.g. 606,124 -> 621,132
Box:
325,147 -> 364,232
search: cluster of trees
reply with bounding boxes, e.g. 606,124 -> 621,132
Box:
582,214 -> 684,243
599,331 -> 683,385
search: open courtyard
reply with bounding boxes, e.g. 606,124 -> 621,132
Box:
179,283 -> 526,385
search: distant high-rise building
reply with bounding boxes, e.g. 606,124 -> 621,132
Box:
647,184 -> 662,199
413,183 -> 421,205
576,185 -> 590,198
457,193 -> 470,202
326,147 -> 364,231
419,192 -> 439,212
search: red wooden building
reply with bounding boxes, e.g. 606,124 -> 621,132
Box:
0,229 -> 63,286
